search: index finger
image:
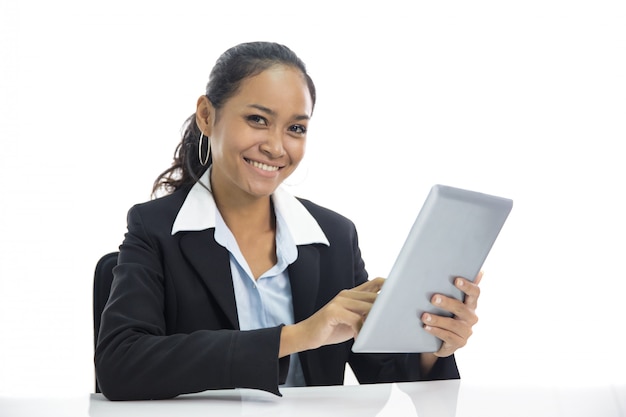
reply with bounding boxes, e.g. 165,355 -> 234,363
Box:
355,277 -> 386,293
457,271 -> 483,307
474,270 -> 484,285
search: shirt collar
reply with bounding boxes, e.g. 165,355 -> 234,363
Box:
171,168 -> 330,247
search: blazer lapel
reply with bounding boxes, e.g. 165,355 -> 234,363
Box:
179,230 -> 239,329
288,245 -> 321,322
178,231 -> 321,327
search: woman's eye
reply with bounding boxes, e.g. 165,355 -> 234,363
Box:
247,115 -> 267,126
289,124 -> 307,135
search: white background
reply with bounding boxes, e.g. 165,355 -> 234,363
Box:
1,0 -> 625,397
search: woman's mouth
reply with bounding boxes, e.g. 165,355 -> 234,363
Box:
245,158 -> 281,172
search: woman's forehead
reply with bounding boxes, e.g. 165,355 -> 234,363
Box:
226,65 -> 313,116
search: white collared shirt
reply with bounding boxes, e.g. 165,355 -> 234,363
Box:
171,168 -> 329,386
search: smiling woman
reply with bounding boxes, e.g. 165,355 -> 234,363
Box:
94,41 -> 476,401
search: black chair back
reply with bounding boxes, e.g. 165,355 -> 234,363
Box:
93,251 -> 118,393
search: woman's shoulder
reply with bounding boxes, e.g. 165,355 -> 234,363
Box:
127,187 -> 191,225
296,197 -> 356,233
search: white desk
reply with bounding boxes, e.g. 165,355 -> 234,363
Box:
1,380 -> 625,417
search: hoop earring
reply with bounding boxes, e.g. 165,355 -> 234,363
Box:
198,131 -> 211,166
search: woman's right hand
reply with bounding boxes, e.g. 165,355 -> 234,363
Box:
279,277 -> 385,357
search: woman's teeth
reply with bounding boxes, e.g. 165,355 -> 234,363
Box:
248,159 -> 279,172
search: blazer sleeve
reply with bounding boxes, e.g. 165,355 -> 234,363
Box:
95,204 -> 284,400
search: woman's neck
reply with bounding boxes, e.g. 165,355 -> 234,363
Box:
210,173 -> 278,279
210,176 -> 275,237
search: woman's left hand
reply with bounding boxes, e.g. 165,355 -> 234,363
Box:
422,271 -> 483,358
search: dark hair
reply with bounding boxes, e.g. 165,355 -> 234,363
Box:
152,41 -> 316,196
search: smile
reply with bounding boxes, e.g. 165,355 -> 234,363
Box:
245,158 -> 281,172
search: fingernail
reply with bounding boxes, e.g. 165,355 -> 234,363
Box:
434,296 -> 442,305
424,313 -> 432,323
457,278 -> 464,287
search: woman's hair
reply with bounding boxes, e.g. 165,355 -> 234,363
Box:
152,41 -> 316,197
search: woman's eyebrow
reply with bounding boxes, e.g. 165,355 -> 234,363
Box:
247,103 -> 275,116
246,103 -> 310,121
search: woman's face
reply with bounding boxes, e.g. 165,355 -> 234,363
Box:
199,65 -> 313,202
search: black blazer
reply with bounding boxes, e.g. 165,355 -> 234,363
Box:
95,187 -> 459,400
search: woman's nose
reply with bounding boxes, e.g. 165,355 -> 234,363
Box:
260,131 -> 285,158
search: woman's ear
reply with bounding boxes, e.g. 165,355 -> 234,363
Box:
196,96 -> 215,136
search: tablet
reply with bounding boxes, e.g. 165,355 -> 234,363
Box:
351,184 -> 513,353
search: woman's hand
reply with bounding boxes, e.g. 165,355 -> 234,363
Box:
422,271 -> 483,358
280,278 -> 385,357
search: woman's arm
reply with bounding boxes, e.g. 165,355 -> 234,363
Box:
95,205 -> 284,400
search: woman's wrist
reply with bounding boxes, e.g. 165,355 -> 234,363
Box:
420,352 -> 439,376
279,324 -> 308,358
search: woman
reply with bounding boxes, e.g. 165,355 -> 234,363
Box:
95,41 -> 481,401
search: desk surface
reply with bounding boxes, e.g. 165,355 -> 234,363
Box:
1,380 -> 625,417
